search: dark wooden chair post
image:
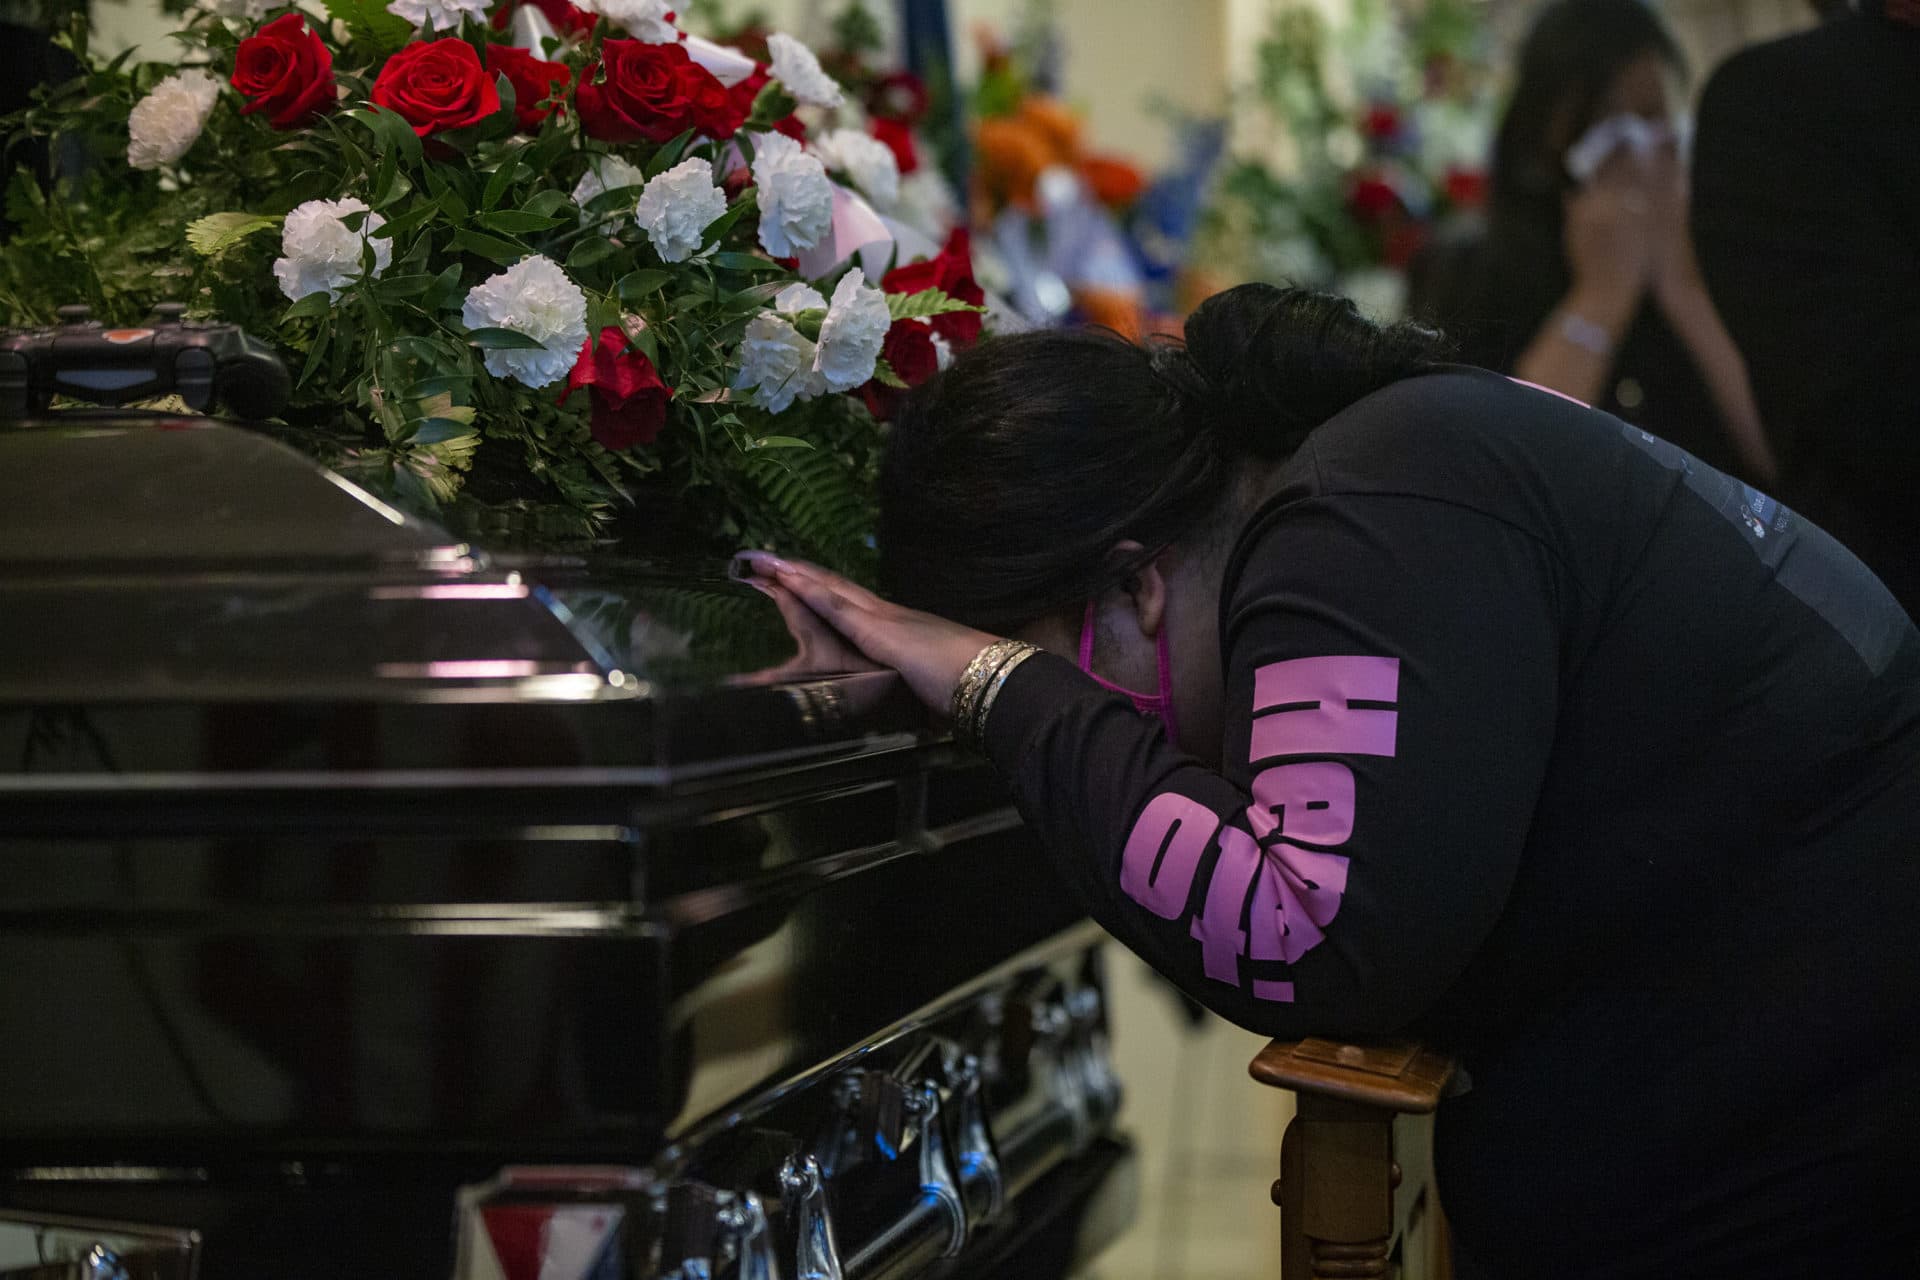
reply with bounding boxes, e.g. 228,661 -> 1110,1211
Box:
1251,1038 -> 1459,1280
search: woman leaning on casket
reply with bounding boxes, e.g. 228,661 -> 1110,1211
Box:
737,283 -> 1920,1279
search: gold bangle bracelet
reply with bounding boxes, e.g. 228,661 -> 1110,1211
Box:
971,643 -> 1039,749
950,639 -> 1027,750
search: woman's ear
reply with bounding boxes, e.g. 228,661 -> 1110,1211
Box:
1103,538 -> 1169,640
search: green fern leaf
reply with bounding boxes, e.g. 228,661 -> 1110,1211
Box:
885,288 -> 987,322
743,445 -> 875,574
185,212 -> 281,258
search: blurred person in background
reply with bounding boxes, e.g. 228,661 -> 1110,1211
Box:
1691,0 -> 1920,615
1411,0 -> 1775,485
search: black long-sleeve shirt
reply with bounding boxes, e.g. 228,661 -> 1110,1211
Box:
982,370 -> 1920,1277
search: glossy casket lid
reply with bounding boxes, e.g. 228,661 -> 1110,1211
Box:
0,415 -> 914,776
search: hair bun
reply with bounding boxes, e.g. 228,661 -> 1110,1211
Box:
1178,283 -> 1450,459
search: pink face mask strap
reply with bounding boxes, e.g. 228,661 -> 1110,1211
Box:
1155,624 -> 1179,746
1079,598 -> 1099,669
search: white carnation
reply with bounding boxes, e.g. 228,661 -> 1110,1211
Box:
194,0 -> 273,19
930,331 -> 954,371
732,313 -> 819,413
811,129 -> 899,208
894,167 -> 960,239
386,0 -> 489,31
774,282 -> 826,315
578,0 -> 677,41
812,269 -> 889,392
461,255 -> 590,388
767,32 -> 843,109
273,197 -> 393,302
633,157 -> 727,263
731,284 -> 830,412
750,131 -> 833,258
572,154 -> 649,226
127,71 -> 221,172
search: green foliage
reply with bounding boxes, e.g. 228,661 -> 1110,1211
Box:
320,0 -> 414,53
884,287 -> 983,322
186,211 -> 282,257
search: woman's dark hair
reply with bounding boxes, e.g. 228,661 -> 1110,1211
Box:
877,284 -> 1448,631
1490,0 -> 1687,237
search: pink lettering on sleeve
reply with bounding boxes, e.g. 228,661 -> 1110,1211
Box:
1244,762 -> 1357,965
1250,656 -> 1401,762
1112,656 -> 1401,1007
1190,826 -> 1262,984
1119,791 -> 1222,919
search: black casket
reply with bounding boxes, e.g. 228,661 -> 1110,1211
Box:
0,416 -> 1133,1279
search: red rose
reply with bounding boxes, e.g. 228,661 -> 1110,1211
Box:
1443,166 -> 1487,210
859,320 -> 939,420
372,39 -> 502,138
230,13 -> 336,130
487,45 -> 571,132
578,39 -> 739,144
1347,174 -> 1401,223
930,228 -> 983,346
880,227 -> 983,347
1362,104 -> 1402,142
490,0 -> 597,39
562,327 -> 675,451
686,63 -> 749,140
879,254 -> 941,298
727,65 -> 804,141
867,71 -> 929,123
870,117 -> 918,175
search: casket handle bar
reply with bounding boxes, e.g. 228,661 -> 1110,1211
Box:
714,1193 -> 777,1280
779,1156 -> 843,1280
903,1082 -> 966,1258
944,1048 -> 1006,1225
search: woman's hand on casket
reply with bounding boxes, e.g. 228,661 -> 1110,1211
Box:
730,570 -> 885,685
732,551 -> 999,712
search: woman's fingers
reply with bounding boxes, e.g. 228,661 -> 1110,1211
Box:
768,566 -> 892,655
731,581 -> 882,685
733,550 -> 886,610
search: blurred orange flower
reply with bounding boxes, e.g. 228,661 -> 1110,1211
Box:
1078,154 -> 1146,208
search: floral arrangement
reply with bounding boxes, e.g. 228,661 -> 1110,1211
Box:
0,0 -> 987,572
1191,0 -> 1495,321
961,19 -> 1154,339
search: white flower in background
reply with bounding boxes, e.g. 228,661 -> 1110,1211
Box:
127,71 -> 221,172
272,197 -> 393,302
572,154 -> 649,226
811,129 -> 899,208
1338,267 -> 1409,324
930,331 -> 954,371
580,0 -> 677,41
732,284 -> 829,412
461,255 -> 589,388
812,268 -> 889,392
194,0 -> 273,19
386,0 -> 488,31
767,33 -> 843,109
633,157 -> 727,263
751,132 -> 833,258
893,167 -> 960,239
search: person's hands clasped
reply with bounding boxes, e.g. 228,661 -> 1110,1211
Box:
733,551 -> 1003,715
1563,147 -> 1665,305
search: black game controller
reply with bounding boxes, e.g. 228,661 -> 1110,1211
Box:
0,303 -> 291,421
